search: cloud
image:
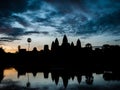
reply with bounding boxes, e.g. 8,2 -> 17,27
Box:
0,27 -> 25,36
114,39 -> 120,42
0,0 -> 28,17
79,11 -> 120,35
0,0 -> 120,44
0,37 -> 21,42
12,15 -> 31,27
0,17 -> 12,28
0,0 -> 120,18
24,31 -> 49,35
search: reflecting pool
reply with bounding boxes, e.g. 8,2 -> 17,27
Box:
0,68 -> 120,90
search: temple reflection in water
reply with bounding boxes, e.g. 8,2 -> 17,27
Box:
0,67 -> 119,89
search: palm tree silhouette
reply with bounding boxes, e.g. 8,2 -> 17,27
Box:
27,38 -> 32,51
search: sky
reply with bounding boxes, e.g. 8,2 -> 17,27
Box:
0,0 -> 120,52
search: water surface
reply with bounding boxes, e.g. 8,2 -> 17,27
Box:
0,68 -> 120,90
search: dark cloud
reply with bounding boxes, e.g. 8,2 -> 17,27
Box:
12,15 -> 31,27
79,11 -> 120,35
43,0 -> 120,16
114,39 -> 120,42
27,0 -> 43,10
0,27 -> 24,36
0,17 -> 12,28
45,0 -> 83,13
0,37 -> 21,42
24,31 -> 49,35
0,0 -> 28,17
0,0 -> 120,17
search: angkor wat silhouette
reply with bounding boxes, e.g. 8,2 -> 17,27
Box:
0,35 -> 120,88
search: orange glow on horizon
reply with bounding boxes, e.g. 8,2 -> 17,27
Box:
1,45 -> 17,53
4,68 -> 17,77
1,45 -> 43,53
